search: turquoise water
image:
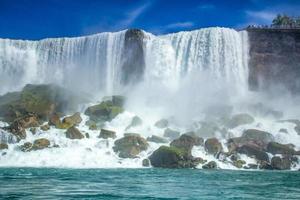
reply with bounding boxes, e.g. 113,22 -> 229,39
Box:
0,168 -> 299,199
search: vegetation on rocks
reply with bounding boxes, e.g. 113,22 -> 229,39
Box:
84,96 -> 125,123
0,84 -> 80,123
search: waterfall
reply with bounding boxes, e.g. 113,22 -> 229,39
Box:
144,27 -> 249,93
0,31 -> 126,95
0,28 -> 248,97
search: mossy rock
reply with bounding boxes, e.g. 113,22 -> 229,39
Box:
233,160 -> 246,168
0,84 -> 82,123
148,146 -> 188,168
113,134 -> 148,158
170,134 -> 204,156
84,99 -> 124,123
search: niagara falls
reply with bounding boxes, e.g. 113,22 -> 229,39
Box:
0,0 -> 300,199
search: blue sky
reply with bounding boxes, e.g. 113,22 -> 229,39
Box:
0,0 -> 299,39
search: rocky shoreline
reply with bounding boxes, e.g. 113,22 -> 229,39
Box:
0,84 -> 300,170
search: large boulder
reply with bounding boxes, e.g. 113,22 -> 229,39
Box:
84,97 -> 125,123
61,112 -> 82,126
202,161 -> 217,169
163,128 -> 180,140
242,129 -> 274,145
237,144 -> 269,162
99,129 -> 116,139
3,113 -> 40,140
0,84 -> 81,123
228,129 -> 274,153
267,142 -> 296,155
65,126 -> 84,139
32,138 -> 50,150
149,146 -> 201,168
204,138 -> 223,155
20,138 -> 50,152
271,156 -> 291,170
113,134 -> 148,158
170,134 -> 203,156
226,113 -> 254,128
147,135 -> 168,143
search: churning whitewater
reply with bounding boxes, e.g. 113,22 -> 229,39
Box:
0,27 -> 299,169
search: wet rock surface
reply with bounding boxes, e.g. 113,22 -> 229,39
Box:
113,134 -> 148,158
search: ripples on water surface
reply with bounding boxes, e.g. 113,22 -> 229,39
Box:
0,168 -> 299,199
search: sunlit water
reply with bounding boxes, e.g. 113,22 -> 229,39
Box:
0,168 -> 299,199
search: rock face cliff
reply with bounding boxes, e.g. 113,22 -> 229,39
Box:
247,29 -> 300,93
121,29 -> 145,85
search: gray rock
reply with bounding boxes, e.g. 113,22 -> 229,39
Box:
163,128 -> 180,140
204,138 -> 223,155
99,129 -> 116,139
113,134 -> 148,158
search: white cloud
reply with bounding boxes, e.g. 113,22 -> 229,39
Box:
165,21 -> 194,29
